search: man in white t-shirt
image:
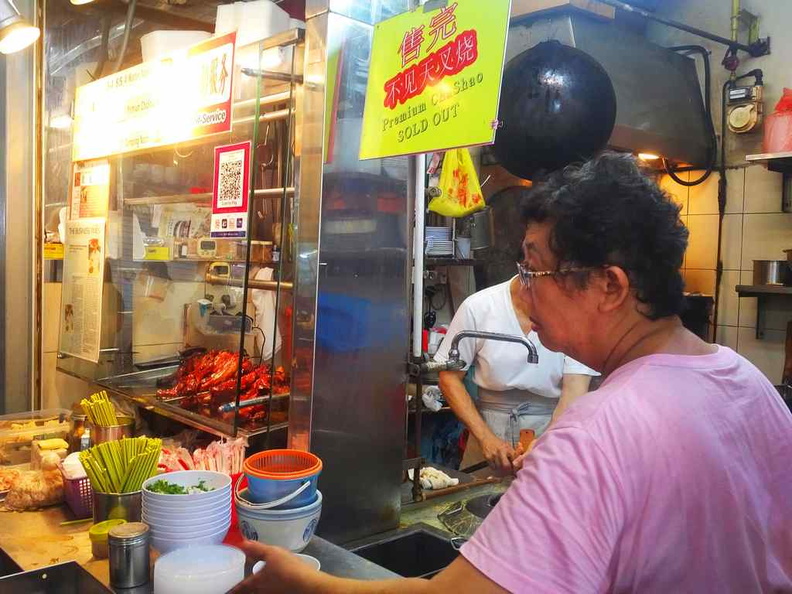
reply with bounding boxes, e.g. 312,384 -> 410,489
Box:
434,264 -> 598,475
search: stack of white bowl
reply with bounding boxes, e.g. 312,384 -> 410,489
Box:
141,470 -> 232,554
425,227 -> 454,257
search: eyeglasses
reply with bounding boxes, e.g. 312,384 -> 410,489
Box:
515,262 -> 597,288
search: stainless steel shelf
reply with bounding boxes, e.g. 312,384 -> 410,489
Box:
746,151 -> 792,173
735,284 -> 792,339
124,187 -> 294,207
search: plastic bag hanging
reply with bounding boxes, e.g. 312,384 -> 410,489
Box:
429,149 -> 486,218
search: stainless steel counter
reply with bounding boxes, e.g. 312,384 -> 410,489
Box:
0,505 -> 398,588
303,537 -> 400,580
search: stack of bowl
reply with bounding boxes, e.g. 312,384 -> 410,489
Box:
236,449 -> 323,552
141,470 -> 232,554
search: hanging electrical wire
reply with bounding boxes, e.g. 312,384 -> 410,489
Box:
662,46 -> 717,187
112,0 -> 138,74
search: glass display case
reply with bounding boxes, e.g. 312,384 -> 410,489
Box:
55,28 -> 304,438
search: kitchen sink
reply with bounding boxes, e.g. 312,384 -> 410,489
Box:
349,524 -> 459,579
0,561 -> 113,593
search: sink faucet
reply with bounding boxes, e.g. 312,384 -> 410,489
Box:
420,330 -> 539,374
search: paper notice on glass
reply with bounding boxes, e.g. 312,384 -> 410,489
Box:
59,218 -> 106,363
70,160 -> 110,220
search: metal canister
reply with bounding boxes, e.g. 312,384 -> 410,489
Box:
108,522 -> 150,588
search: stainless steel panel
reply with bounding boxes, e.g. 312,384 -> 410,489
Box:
1,0 -> 37,413
290,9 -> 411,543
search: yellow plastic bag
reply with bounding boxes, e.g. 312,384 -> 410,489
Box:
428,149 -> 486,218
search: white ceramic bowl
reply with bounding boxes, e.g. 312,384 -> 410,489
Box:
154,545 -> 245,594
149,520 -> 231,541
143,511 -> 231,534
142,500 -> 232,520
237,490 -> 322,553
143,486 -> 231,507
150,524 -> 231,554
142,471 -> 232,503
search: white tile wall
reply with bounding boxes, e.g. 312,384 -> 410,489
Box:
684,269 -> 716,294
744,165 -> 784,214
721,214 -> 744,271
737,327 -> 786,384
715,325 -> 738,350
741,213 -> 792,269
687,170 -> 719,215
724,168 -> 745,214
717,271 -> 741,327
686,215 -> 720,270
660,172 -> 689,215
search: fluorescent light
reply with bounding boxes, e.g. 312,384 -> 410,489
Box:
70,0 -> 95,4
0,0 -> 39,54
638,152 -> 660,161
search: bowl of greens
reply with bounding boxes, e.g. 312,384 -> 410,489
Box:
142,470 -> 231,505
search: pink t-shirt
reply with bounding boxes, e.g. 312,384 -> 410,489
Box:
461,347 -> 792,593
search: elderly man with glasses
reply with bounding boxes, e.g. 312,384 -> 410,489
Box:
232,152 -> 792,594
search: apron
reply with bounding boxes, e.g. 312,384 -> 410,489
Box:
461,388 -> 556,473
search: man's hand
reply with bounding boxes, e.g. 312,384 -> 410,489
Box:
480,435 -> 516,475
229,541 -> 323,594
511,438 -> 536,472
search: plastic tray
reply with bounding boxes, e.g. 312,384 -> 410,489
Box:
0,409 -> 70,467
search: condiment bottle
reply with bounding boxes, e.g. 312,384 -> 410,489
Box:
108,522 -> 151,588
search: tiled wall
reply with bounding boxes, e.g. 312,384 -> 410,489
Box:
662,165 -> 792,384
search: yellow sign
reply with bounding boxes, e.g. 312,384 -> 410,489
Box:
72,33 -> 236,161
43,243 -> 65,260
144,246 -> 171,261
360,0 -> 511,160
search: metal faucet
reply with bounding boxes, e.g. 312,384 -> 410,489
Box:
420,330 -> 539,374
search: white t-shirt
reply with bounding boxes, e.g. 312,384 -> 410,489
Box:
433,277 -> 597,401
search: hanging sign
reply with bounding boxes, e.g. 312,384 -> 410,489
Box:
59,218 -> 106,363
360,0 -> 511,160
72,33 -> 236,161
210,141 -> 252,239
69,160 -> 110,220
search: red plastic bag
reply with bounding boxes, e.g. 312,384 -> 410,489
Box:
763,88 -> 792,153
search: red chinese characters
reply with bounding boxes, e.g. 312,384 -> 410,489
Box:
399,25 -> 425,67
384,29 -> 478,110
427,2 -> 458,52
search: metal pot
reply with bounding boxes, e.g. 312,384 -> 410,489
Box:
752,260 -> 791,286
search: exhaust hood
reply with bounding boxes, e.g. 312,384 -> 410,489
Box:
500,12 -> 712,172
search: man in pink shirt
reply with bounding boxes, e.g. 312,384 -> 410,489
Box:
232,153 -> 792,593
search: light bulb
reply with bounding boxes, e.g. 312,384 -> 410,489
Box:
638,152 -> 660,161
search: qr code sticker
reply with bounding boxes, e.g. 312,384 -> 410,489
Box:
218,159 -> 243,207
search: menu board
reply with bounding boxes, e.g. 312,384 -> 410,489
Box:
72,33 -> 236,161
58,219 -> 106,363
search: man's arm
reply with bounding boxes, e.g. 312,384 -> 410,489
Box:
551,373 -> 591,424
230,541 -> 509,594
439,370 -> 515,473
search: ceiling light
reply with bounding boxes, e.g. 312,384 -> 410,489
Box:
638,152 -> 660,161
0,0 -> 39,54
70,0 -> 95,4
